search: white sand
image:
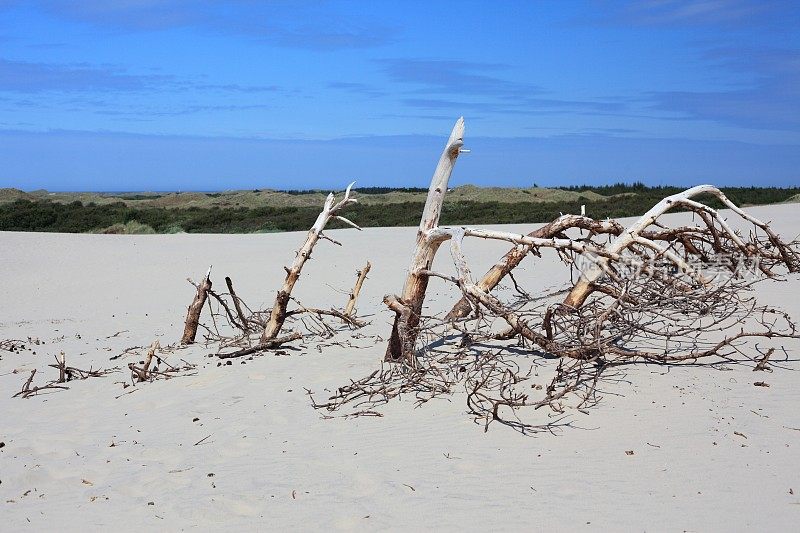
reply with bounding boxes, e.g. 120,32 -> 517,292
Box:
2,204 -> 800,531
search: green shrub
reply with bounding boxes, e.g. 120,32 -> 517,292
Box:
94,221 -> 157,234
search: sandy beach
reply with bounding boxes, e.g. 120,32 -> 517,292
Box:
2,203 -> 800,531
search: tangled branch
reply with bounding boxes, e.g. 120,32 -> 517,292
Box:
320,120 -> 800,433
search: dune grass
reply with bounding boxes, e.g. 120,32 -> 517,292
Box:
1,184 -> 798,234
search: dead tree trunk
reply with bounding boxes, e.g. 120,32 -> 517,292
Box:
344,261 -> 371,317
445,215 -> 623,320
181,267 -> 212,345
380,129 -> 792,365
260,184 -> 359,342
56,352 -> 66,383
129,340 -> 161,382
225,276 -> 250,333
218,332 -> 303,359
384,117 -> 465,365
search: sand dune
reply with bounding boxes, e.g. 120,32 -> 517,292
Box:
2,204 -> 799,531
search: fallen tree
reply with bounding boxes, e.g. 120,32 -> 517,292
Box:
316,117 -> 800,432
14,118 -> 798,437
178,183 -> 370,358
13,352 -> 112,399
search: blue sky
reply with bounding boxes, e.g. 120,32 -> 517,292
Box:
0,0 -> 798,191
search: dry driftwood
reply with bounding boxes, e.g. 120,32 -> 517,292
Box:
128,340 -> 161,382
381,118 -> 800,367
445,215 -> 624,320
261,183 -> 360,342
225,276 -> 250,333
0,339 -> 25,352
126,340 -> 196,383
12,369 -> 67,398
384,118 -> 465,365
182,266 -> 212,344
315,116 -> 800,433
344,261 -> 371,317
14,353 -> 110,398
187,189 -> 368,357
562,184 -> 800,309
56,352 -> 66,383
218,332 -> 303,359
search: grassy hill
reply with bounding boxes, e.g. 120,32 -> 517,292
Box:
0,185 -> 611,209
1,184 -> 799,234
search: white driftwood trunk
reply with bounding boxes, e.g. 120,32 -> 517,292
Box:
382,121 -> 794,365
448,228 -> 550,347
562,184 -> 759,308
384,118 -> 465,364
261,184 -> 359,342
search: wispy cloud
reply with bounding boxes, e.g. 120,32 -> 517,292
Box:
26,42 -> 68,50
95,103 -> 273,117
378,58 -> 627,117
575,3 -> 800,131
590,0 -> 797,28
1,1 -> 398,50
0,58 -> 166,92
174,82 -> 282,93
580,127 -> 642,135
13,0 -> 218,31
0,57 -> 287,97
400,95 -> 625,115
327,82 -> 386,98
377,113 -> 463,121
265,25 -> 397,50
378,58 -> 540,97
649,47 -> 800,130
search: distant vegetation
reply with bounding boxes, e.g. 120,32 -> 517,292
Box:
0,184 -> 798,234
556,182 -> 800,206
279,186 -> 429,195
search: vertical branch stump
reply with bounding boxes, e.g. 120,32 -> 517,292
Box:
260,184 -> 360,342
344,261 -> 371,317
384,117 -> 465,365
129,340 -> 161,382
181,266 -> 212,345
225,276 -> 250,333
56,352 -> 66,383
142,340 -> 160,376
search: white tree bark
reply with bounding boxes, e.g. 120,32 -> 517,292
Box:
562,184 -> 776,308
261,183 -> 360,342
445,215 -> 623,320
384,118 -> 465,364
382,121 -> 797,366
